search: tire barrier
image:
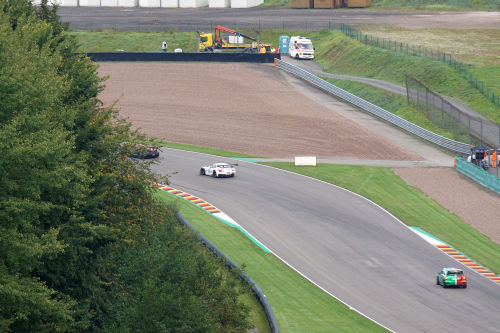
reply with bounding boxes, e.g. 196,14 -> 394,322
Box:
176,212 -> 280,333
83,52 -> 278,63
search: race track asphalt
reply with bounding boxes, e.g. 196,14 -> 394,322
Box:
152,148 -> 500,333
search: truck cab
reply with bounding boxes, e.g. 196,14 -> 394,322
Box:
288,36 -> 314,60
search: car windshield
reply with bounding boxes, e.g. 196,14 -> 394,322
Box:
447,270 -> 463,275
216,164 -> 231,168
298,43 -> 312,50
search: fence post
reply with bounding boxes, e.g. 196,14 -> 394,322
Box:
425,86 -> 429,118
442,98 -> 445,129
468,117 -> 471,144
404,72 -> 410,105
480,119 -> 483,145
416,81 -> 420,109
432,93 -> 436,124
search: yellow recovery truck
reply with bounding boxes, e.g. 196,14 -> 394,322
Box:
198,26 -> 272,53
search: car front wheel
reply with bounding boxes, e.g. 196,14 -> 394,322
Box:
436,277 -> 440,285
200,168 -> 205,175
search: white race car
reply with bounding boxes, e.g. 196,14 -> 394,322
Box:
200,163 -> 236,178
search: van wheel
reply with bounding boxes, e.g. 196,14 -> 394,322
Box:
295,54 -> 299,59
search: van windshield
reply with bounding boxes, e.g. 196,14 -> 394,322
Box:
298,43 -> 312,50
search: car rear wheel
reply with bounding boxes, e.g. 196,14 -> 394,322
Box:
200,168 -> 205,175
463,284 -> 467,289
212,171 -> 217,178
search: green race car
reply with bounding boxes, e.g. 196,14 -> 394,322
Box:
437,267 -> 467,288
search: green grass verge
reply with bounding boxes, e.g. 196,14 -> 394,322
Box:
260,0 -> 499,10
314,31 -> 500,123
157,190 -> 389,333
261,162 -> 500,275
154,192 -> 271,333
371,0 -> 500,11
161,141 -> 264,158
71,30 -> 199,53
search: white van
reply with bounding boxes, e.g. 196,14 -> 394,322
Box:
288,36 -> 314,60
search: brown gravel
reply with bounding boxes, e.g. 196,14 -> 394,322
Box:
393,167 -> 500,245
98,62 -> 419,160
98,62 -> 499,245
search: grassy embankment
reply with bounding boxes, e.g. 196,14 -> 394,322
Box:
260,0 -> 500,10
370,0 -> 500,11
350,26 -> 500,96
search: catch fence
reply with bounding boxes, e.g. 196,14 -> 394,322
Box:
404,72 -> 500,148
340,24 -> 500,108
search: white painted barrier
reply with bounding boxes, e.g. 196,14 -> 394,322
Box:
32,0 -> 262,7
230,0 -> 263,7
100,0 -> 118,5
60,0 -> 78,5
179,0 -> 208,7
139,0 -> 160,6
161,0 -> 178,7
295,156 -> 317,166
119,0 -> 138,5
79,0 -> 99,5
209,0 -> 230,7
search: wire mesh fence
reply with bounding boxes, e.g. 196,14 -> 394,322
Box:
404,72 -> 500,149
341,24 -> 500,108
79,20 -> 343,33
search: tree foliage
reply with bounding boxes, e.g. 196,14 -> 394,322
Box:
0,1 -> 251,331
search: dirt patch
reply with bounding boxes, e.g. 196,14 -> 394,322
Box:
98,62 -> 419,160
393,167 -> 500,245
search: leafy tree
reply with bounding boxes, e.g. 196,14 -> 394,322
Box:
0,1 -> 253,331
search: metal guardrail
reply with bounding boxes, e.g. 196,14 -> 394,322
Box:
276,59 -> 471,155
176,212 -> 279,333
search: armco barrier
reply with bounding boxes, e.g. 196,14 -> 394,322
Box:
176,212 -> 279,333
276,59 -> 471,155
455,157 -> 500,195
84,52 -> 277,63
